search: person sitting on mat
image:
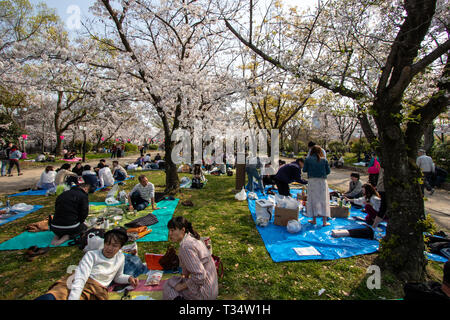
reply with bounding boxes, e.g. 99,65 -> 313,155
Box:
49,183 -> 90,246
36,166 -> 56,190
163,216 -> 218,300
192,163 -> 206,182
343,172 -> 363,200
127,175 -> 159,211
72,162 -> 84,177
35,227 -> 138,300
98,163 -> 114,189
81,165 -> 99,193
273,158 -> 307,196
344,183 -> 382,226
55,163 -> 79,186
112,160 -> 128,181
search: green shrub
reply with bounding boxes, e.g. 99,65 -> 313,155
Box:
350,138 -> 371,155
328,140 -> 347,155
124,143 -> 138,152
432,140 -> 450,172
148,144 -> 158,150
74,140 -> 93,152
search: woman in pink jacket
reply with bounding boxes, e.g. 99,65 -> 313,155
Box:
163,216 -> 218,300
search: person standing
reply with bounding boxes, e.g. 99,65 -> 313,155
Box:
416,149 -> 435,195
110,144 -> 117,159
0,142 -> 11,177
7,145 -> 23,176
367,153 -> 381,187
303,146 -> 331,227
306,141 -> 327,159
163,217 -> 218,300
245,154 -> 265,195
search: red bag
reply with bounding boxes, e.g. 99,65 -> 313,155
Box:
211,254 -> 224,279
368,158 -> 380,174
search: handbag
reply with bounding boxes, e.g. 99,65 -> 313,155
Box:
159,246 -> 180,271
368,158 -> 380,174
212,254 -> 224,279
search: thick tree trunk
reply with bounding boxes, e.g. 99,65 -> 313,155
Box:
374,99 -> 427,281
423,123 -> 435,154
164,133 -> 179,194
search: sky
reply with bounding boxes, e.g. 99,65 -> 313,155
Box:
29,0 -> 319,35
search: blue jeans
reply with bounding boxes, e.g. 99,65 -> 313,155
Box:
35,293 -> 56,300
245,166 -> 264,193
1,160 -> 8,176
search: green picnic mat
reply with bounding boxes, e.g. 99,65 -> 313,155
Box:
0,199 -> 179,251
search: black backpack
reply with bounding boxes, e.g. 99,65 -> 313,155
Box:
191,178 -> 204,189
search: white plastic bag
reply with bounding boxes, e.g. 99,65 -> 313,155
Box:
285,196 -> 300,210
118,191 -> 128,204
83,233 -> 104,252
11,203 -> 34,212
107,184 -> 119,199
234,188 -> 247,201
287,220 -> 302,233
247,192 -> 258,200
256,216 -> 269,227
105,197 -> 120,205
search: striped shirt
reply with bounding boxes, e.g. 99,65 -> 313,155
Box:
129,182 -> 155,201
163,233 -> 218,300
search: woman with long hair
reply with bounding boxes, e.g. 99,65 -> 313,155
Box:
302,145 -> 331,227
345,183 -> 382,226
163,216 -> 218,300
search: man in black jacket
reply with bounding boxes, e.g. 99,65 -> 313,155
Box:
50,183 -> 90,246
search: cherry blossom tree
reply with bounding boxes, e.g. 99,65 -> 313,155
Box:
224,0 -> 450,281
84,0 -> 243,192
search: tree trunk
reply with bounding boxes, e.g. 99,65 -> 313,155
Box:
55,134 -> 63,156
423,123 -> 435,154
164,133 -> 179,194
374,99 -> 427,282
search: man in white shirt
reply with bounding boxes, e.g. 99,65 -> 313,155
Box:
35,228 -> 138,300
127,175 -> 159,211
98,164 -> 115,188
416,149 -> 435,195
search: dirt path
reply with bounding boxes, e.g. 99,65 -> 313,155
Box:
1,154 -> 448,232
324,167 -> 450,233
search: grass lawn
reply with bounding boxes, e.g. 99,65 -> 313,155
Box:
0,170 -> 444,300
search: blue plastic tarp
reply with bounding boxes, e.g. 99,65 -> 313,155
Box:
0,205 -> 43,227
248,188 -> 447,263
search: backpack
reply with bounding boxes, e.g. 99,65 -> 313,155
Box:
191,177 -> 204,189
368,158 -> 380,174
